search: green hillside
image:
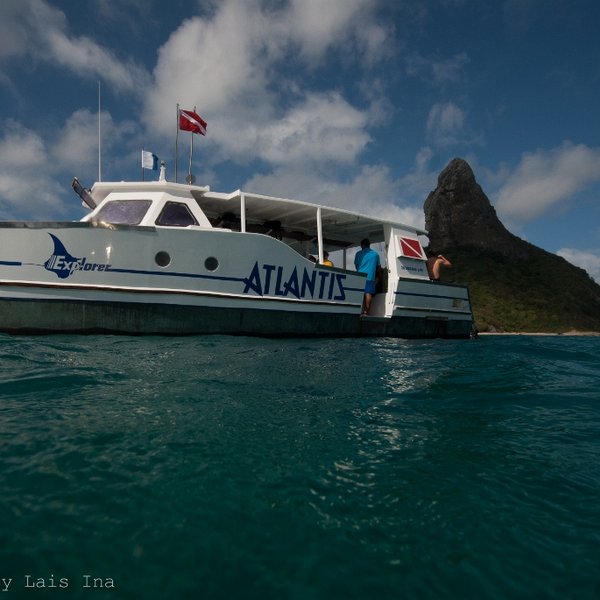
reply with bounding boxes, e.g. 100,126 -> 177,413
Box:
440,245 -> 600,333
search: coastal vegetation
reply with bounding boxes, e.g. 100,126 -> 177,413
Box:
443,246 -> 600,333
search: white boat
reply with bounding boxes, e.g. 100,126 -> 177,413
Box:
0,165 -> 473,337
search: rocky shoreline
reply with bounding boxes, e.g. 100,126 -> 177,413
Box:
479,330 -> 600,336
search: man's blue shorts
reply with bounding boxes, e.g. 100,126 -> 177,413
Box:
364,280 -> 377,295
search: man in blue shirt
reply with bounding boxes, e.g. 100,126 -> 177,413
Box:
354,238 -> 381,316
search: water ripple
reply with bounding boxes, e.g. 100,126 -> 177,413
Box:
0,334 -> 599,598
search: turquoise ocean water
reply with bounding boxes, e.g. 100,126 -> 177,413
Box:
0,333 -> 599,599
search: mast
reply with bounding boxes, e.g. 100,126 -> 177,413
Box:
188,105 -> 195,183
317,206 -> 324,263
175,103 -> 179,183
98,81 -> 102,182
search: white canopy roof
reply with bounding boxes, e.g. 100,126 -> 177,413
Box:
193,189 -> 426,250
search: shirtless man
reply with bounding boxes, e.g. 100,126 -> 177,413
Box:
427,251 -> 452,281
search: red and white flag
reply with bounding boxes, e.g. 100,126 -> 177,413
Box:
399,237 -> 425,259
179,109 -> 207,135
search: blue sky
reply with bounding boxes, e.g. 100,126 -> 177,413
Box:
1,0 -> 599,280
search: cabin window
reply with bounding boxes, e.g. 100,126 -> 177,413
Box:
94,200 -> 152,225
156,202 -> 198,227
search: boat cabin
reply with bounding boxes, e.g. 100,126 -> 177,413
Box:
76,167 -> 433,318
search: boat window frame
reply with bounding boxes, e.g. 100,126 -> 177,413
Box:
155,201 -> 199,227
93,199 -> 153,226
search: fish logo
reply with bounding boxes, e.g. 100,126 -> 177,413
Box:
44,234 -> 110,279
44,234 -> 84,279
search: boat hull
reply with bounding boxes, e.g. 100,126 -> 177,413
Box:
0,296 -> 473,338
0,223 -> 473,338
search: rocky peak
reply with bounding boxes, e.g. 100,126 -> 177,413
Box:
424,158 -> 525,257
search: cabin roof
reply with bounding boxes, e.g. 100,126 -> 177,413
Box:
89,180 -> 427,249
196,189 -> 427,248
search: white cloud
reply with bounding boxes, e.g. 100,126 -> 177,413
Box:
405,52 -> 469,85
240,143 -> 450,237
234,92 -> 370,165
244,163 -> 425,231
0,110 -> 139,219
0,123 -> 66,218
92,0 -> 150,25
0,0 -> 392,219
0,171 -> 66,220
288,0 -> 389,63
51,109 -> 137,173
44,30 -> 149,93
0,0 -> 32,59
426,102 -> 465,147
495,142 -> 600,220
415,146 -> 434,171
52,109 -> 106,171
396,146 -> 439,200
0,123 -> 46,169
149,5 -> 266,124
557,248 -> 600,282
144,0 -> 386,165
0,0 -> 149,93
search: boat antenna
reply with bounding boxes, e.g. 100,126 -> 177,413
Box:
175,103 -> 179,183
98,80 -> 102,182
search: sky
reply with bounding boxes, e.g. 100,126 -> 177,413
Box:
1,0 -> 599,280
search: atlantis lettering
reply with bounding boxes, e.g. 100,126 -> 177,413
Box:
243,262 -> 346,300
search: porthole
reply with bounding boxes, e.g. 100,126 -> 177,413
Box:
205,256 -> 219,271
155,251 -> 171,267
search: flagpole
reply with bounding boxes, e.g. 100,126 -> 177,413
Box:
175,103 -> 179,183
188,134 -> 194,182
188,105 -> 196,182
98,81 -> 102,182
141,148 -> 144,182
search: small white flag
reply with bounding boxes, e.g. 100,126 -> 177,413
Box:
142,150 -> 159,170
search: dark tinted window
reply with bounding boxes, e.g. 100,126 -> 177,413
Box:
94,200 -> 151,225
156,202 -> 198,227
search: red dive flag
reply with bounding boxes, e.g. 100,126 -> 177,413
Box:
179,109 -> 207,135
400,237 -> 425,259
